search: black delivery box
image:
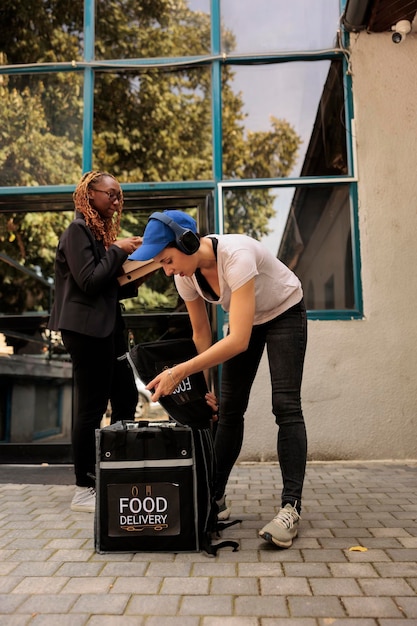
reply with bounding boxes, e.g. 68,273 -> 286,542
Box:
95,420 -> 199,553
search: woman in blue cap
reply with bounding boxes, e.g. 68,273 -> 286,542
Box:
130,210 -> 307,549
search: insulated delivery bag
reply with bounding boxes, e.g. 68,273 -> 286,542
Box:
95,338 -> 239,555
96,420 -> 203,553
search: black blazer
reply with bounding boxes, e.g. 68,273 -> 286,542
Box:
48,213 -> 136,338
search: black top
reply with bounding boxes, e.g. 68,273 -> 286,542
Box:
195,237 -> 219,301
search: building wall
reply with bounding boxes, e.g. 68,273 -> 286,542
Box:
239,28 -> 417,461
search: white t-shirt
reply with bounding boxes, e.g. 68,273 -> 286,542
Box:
174,234 -> 303,326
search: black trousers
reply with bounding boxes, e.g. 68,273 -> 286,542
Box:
214,300 -> 307,511
62,326 -> 138,487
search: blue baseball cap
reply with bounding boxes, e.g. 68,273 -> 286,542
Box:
129,210 -> 197,261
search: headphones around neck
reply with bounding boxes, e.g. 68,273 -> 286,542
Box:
150,212 -> 200,255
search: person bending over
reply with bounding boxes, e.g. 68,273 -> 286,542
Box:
130,209 -> 307,548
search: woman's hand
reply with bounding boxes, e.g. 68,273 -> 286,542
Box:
114,236 -> 142,255
205,390 -> 219,422
146,368 -> 220,423
146,366 -> 182,402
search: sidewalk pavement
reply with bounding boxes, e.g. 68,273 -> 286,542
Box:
0,460 -> 417,625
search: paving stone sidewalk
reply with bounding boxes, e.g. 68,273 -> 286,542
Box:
0,460 -> 417,625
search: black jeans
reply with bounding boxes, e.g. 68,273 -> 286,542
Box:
214,299 -> 307,511
62,326 -> 138,487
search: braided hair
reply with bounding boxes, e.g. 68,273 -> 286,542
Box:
73,171 -> 123,248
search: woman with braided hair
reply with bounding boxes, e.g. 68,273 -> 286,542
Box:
49,171 -> 142,512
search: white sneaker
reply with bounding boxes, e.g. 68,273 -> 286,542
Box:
259,502 -> 300,548
71,486 -> 96,512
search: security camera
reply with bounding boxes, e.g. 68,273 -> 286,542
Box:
391,20 -> 412,44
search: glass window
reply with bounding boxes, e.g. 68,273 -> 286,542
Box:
0,4 -> 84,65
0,203 -> 208,353
0,357 -> 73,445
93,68 -> 213,182
220,0 -> 341,54
0,211 -> 72,317
0,73 -> 83,186
280,184 -> 354,311
0,202 -> 206,448
222,60 -> 347,179
95,1 -> 212,59
222,183 -> 355,312
0,207 -> 72,445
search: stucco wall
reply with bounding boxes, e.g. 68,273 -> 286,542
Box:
239,28 -> 417,461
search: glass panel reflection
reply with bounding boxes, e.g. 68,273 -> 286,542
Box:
223,184 -> 354,311
93,68 -> 213,182
0,5 -> 84,64
221,0 -> 340,54
280,185 -> 353,310
0,202 -> 196,447
0,211 -> 72,319
222,60 -> 347,179
0,209 -> 73,445
0,73 -> 83,186
0,355 -> 73,445
95,1 -> 211,59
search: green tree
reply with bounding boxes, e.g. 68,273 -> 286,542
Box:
0,79 -> 81,314
223,117 -> 301,236
0,81 -> 82,187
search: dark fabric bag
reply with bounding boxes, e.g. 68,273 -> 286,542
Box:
126,337 -> 240,555
128,337 -> 213,430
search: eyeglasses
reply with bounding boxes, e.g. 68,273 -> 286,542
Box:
91,188 -> 122,202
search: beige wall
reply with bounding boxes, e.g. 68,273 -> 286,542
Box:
240,27 -> 417,461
